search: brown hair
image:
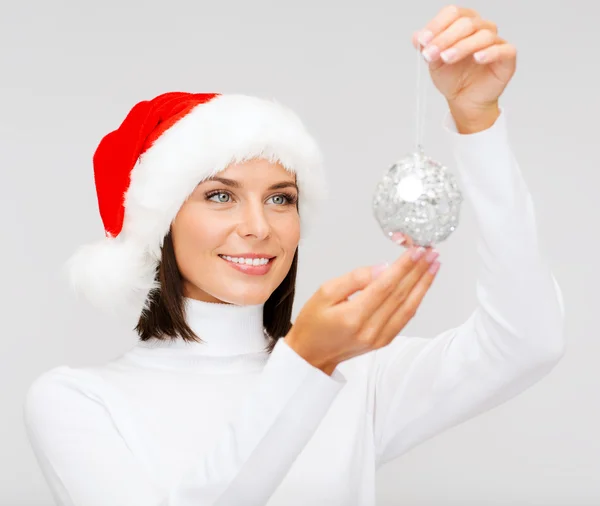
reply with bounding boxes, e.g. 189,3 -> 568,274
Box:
134,228 -> 297,355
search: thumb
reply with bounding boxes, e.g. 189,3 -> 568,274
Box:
318,263 -> 388,305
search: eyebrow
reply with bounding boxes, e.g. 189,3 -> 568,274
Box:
205,176 -> 298,192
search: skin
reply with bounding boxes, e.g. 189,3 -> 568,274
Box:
170,158 -> 300,306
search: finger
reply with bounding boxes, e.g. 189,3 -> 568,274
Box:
416,5 -> 479,47
317,265 -> 374,305
367,248 -> 439,345
377,258 -> 440,343
391,231 -> 416,248
422,18 -> 497,64
439,26 -> 499,64
473,42 -> 517,65
343,247 -> 418,318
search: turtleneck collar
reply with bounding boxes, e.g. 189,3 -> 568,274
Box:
133,297 -> 270,357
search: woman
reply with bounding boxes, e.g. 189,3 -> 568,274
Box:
23,6 -> 565,506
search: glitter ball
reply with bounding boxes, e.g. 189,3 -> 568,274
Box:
373,150 -> 463,247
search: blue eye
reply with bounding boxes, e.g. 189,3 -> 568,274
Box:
267,193 -> 297,205
207,192 -> 231,203
270,195 -> 286,205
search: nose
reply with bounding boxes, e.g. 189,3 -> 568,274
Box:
236,201 -> 271,240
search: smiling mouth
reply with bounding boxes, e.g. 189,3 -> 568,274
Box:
218,255 -> 275,266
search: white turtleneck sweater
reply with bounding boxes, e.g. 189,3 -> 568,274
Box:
23,108 -> 566,506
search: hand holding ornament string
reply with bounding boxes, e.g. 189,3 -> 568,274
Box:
412,5 -> 517,134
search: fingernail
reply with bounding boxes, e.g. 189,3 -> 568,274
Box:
428,260 -> 441,275
371,262 -> 389,279
425,249 -> 439,264
474,50 -> 487,63
411,247 -> 426,261
391,232 -> 406,245
440,48 -> 457,63
422,45 -> 439,62
418,29 -> 434,46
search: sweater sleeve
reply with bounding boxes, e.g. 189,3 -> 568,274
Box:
23,337 -> 346,506
372,107 -> 566,468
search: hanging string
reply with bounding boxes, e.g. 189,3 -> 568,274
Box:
414,39 -> 427,155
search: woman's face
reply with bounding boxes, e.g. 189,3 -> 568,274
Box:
170,158 -> 300,305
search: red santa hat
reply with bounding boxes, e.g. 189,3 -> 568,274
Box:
65,92 -> 326,318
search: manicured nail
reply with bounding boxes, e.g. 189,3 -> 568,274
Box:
440,48 -> 457,63
391,232 -> 406,245
411,247 -> 426,261
428,260 -> 441,275
474,50 -> 487,63
371,262 -> 389,279
424,249 -> 439,264
417,29 -> 434,46
422,45 -> 439,62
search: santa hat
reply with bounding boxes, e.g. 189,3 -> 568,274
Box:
65,92 -> 326,318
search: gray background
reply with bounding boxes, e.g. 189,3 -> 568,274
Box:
2,0 -> 598,504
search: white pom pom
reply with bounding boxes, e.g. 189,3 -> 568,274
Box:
64,236 -> 160,318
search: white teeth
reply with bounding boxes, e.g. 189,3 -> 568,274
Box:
221,255 -> 271,266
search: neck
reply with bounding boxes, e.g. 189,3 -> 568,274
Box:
137,297 -> 270,357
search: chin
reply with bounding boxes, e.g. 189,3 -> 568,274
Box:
192,275 -> 278,306
230,276 -> 281,304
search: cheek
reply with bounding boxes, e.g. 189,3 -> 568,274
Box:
172,205 -> 224,266
271,211 -> 300,254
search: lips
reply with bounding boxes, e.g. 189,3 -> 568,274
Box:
219,253 -> 276,259
218,254 -> 275,266
218,254 -> 275,276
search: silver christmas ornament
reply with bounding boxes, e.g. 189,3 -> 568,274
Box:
372,145 -> 463,248
372,40 -> 464,248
